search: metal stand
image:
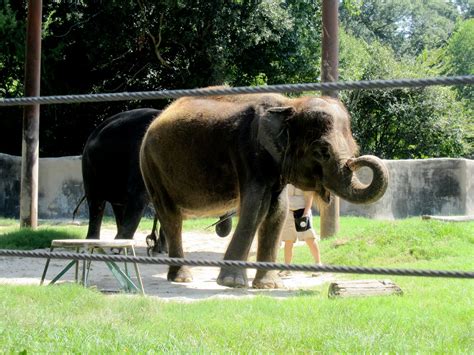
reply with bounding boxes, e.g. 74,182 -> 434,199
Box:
40,239 -> 145,295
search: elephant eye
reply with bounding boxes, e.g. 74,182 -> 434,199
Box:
314,144 -> 330,161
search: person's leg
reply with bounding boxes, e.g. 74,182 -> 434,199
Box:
305,238 -> 321,265
284,240 -> 294,264
278,240 -> 294,277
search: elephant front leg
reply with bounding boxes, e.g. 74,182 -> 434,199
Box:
253,189 -> 287,289
217,184 -> 269,288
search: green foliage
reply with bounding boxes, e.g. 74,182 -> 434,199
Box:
444,19 -> 474,156
445,19 -> 474,103
0,2 -> 24,98
0,0 -> 324,156
340,0 -> 465,56
339,32 -> 471,158
0,1 -> 471,159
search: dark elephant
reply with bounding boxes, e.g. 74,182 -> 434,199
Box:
81,108 -> 168,252
139,93 -> 389,288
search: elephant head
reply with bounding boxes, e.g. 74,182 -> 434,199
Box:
257,96 -> 389,205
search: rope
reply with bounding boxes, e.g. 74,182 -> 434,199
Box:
1,249 -> 472,279
0,75 -> 472,106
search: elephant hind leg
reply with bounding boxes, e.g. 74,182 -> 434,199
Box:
114,195 -> 147,240
147,216 -> 168,255
151,192 -> 191,282
141,157 -> 190,281
86,198 -> 106,239
111,204 -> 125,237
159,211 -> 192,282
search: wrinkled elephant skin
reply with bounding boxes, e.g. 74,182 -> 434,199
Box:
140,93 -> 389,288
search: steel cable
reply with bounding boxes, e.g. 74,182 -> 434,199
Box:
0,75 -> 473,107
1,249 -> 472,279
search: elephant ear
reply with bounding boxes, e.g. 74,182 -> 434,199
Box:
257,106 -> 294,164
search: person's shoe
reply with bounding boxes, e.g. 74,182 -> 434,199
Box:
312,263 -> 323,277
278,270 -> 292,277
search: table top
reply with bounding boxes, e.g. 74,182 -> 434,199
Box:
51,239 -> 137,248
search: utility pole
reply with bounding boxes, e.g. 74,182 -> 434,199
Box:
20,0 -> 42,228
320,0 -> 339,237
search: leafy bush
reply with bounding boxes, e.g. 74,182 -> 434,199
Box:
339,32 -> 471,158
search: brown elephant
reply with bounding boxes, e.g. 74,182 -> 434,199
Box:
139,93 -> 389,289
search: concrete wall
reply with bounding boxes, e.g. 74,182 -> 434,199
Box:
0,153 -> 84,219
341,159 -> 474,219
1,153 -> 473,219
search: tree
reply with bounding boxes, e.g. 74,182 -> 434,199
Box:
339,32 -> 471,159
444,19 -> 474,157
0,0 -> 322,156
340,0 -> 464,56
445,19 -> 474,103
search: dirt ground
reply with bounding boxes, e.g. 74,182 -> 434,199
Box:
0,228 -> 335,302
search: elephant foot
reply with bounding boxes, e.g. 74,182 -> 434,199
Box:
154,239 -> 168,254
217,267 -> 248,288
167,266 -> 193,283
252,270 -> 284,289
146,234 -> 168,256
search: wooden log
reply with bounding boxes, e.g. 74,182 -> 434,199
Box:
422,215 -> 474,222
328,279 -> 403,298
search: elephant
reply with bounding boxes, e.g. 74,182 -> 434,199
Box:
80,108 -> 233,254
81,108 -> 168,252
139,93 -> 389,288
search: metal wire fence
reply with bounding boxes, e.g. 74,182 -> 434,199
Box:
0,249 -> 473,279
1,75 -> 473,106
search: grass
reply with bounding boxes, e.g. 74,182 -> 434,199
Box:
290,217 -> 474,269
0,217 -> 218,249
0,217 -> 473,352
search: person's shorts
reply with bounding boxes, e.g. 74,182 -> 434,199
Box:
281,211 -> 320,242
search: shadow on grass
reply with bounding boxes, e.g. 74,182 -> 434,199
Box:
0,228 -> 83,250
295,289 -> 321,297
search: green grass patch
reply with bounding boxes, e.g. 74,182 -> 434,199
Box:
0,277 -> 472,352
0,217 -> 218,250
0,218 -> 18,227
0,217 -> 473,351
0,226 -> 85,249
286,217 -> 474,270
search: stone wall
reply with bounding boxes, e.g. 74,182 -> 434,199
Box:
1,153 -> 473,219
340,159 -> 474,219
0,153 -> 84,219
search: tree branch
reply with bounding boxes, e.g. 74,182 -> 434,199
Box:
136,0 -> 172,69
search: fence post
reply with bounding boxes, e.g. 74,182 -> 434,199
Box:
20,0 -> 42,228
320,0 -> 340,238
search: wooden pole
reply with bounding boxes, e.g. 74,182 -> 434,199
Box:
320,0 -> 339,238
20,0 -> 42,228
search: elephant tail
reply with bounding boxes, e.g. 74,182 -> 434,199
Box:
72,195 -> 87,221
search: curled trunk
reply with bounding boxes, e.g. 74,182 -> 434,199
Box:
325,155 -> 389,204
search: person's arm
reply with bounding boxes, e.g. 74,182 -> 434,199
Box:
303,191 -> 313,217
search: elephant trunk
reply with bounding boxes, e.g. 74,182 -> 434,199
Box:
325,155 -> 389,204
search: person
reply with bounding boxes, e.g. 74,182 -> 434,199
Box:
279,184 -> 322,277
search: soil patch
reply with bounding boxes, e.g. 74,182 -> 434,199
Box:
0,229 -> 334,302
